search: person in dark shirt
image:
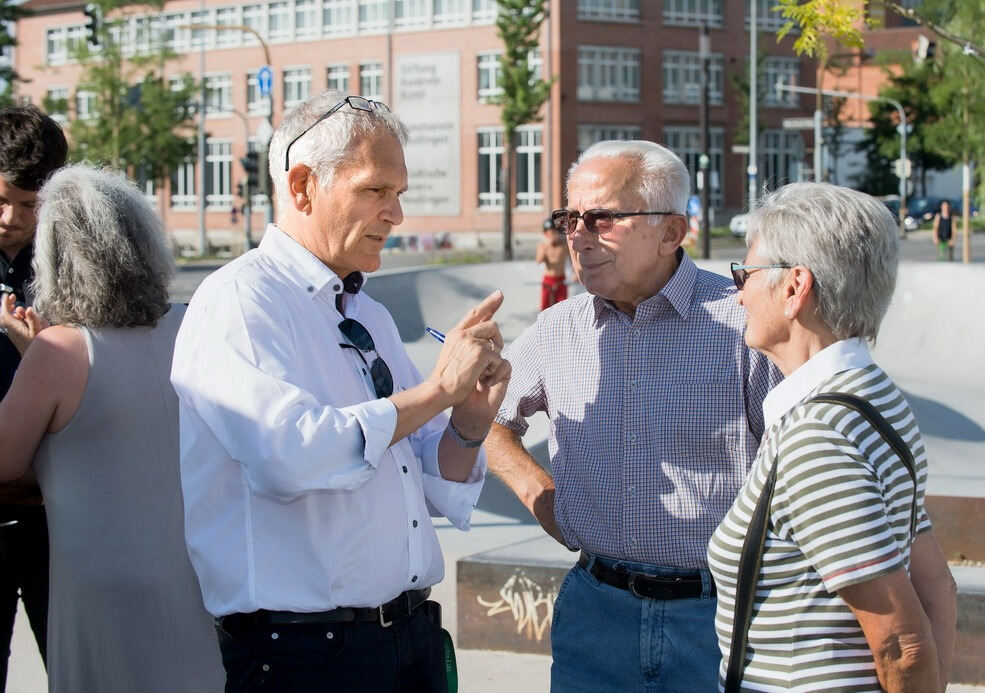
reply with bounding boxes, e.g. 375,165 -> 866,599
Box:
932,199 -> 955,262
0,104 -> 67,686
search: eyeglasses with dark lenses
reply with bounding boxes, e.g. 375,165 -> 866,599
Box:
550,208 -> 682,235
338,318 -> 394,399
729,262 -> 795,290
284,96 -> 391,171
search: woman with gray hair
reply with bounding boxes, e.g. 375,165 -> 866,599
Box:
707,182 -> 956,692
0,164 -> 224,691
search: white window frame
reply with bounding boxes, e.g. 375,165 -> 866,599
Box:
759,129 -> 804,190
170,160 -> 197,209
268,2 -> 292,41
663,126 -> 725,207
242,4 -> 266,44
295,0 -> 318,39
434,0 -> 468,26
394,0 -> 429,28
323,0 -> 355,35
477,127 -> 504,209
577,46 -> 640,102
215,7 -> 241,46
75,89 -> 97,121
165,13 -> 190,52
577,0 -> 640,22
762,56 -> 799,107
477,51 -> 502,101
283,67 -> 312,109
246,70 -> 267,116
189,9 -> 215,50
46,86 -> 70,122
472,0 -> 497,23
358,0 -> 389,33
327,64 -> 350,93
205,139 -> 234,210
359,61 -> 383,100
745,0 -> 791,31
662,51 -> 724,105
515,125 -> 543,209
663,0 -> 723,28
577,124 -> 642,155
205,73 -> 233,116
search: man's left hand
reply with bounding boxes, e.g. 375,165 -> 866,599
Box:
0,293 -> 49,355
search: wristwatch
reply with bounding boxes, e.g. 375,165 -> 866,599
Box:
447,420 -> 486,449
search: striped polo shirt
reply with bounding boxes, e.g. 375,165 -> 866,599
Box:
707,339 -> 931,692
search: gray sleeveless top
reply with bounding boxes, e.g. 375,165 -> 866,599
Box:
33,304 -> 224,692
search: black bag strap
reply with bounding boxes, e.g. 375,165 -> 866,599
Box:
724,392 -> 918,693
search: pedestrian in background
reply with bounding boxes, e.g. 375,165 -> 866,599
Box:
0,104 -> 66,687
932,199 -> 955,261
535,219 -> 569,310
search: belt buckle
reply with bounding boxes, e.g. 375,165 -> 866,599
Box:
379,604 -> 392,628
627,571 -> 659,599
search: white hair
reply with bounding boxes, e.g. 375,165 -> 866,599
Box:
746,182 -> 900,342
31,163 -> 174,327
267,89 -> 408,212
567,140 -> 690,219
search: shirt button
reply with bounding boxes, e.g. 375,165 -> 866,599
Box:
402,466 -> 408,473
411,575 -> 418,582
412,520 -> 418,528
629,382 -> 637,390
307,285 -> 314,293
262,664 -> 270,672
627,485 -> 635,494
270,632 -> 279,640
332,284 -> 340,292
629,537 -> 637,544
326,631 -> 334,640
628,434 -> 637,444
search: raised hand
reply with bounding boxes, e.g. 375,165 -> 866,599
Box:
0,293 -> 49,355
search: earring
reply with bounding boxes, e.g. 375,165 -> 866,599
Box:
784,309 -> 792,319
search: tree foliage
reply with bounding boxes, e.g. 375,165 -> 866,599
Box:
0,0 -> 32,104
54,0 -> 198,184
493,0 -> 552,261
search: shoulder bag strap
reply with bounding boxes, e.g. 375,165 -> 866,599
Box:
724,392 -> 918,692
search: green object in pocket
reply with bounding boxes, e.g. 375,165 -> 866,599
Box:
442,628 -> 457,693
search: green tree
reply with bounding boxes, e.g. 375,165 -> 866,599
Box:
0,0 -> 32,105
493,0 -> 552,261
55,0 -> 198,184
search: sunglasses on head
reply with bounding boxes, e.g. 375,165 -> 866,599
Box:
549,208 -> 682,235
338,318 -> 394,399
284,95 -> 390,171
729,262 -> 795,290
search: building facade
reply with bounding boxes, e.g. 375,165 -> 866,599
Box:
15,0 -> 814,251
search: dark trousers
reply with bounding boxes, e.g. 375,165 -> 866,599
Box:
217,601 -> 448,692
0,505 -> 49,688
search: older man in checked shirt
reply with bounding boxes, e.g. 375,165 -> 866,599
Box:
486,140 -> 779,693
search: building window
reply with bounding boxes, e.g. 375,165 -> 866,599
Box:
359,61 -> 383,100
478,128 -> 504,209
205,140 -> 233,210
45,87 -> 70,122
246,70 -> 266,115
762,56 -> 799,106
189,9 -> 214,50
434,0 -> 468,26
75,90 -> 97,121
215,7 -> 240,46
577,0 -> 640,21
477,52 -> 502,101
577,124 -> 642,154
205,73 -> 233,115
46,28 -> 67,64
515,126 -> 543,208
295,0 -> 317,38
284,67 -> 312,109
246,138 -> 270,210
327,64 -> 350,93
664,126 -> 725,207
577,46 -> 640,102
745,0 -> 789,31
170,160 -> 196,209
268,2 -> 291,40
663,0 -> 723,27
394,0 -> 428,28
242,4 -> 265,43
165,13 -> 190,52
472,0 -> 497,23
759,130 -> 804,189
358,0 -> 389,32
662,51 -> 723,105
323,0 -> 354,35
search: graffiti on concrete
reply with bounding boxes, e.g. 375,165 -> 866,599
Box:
476,572 -> 558,642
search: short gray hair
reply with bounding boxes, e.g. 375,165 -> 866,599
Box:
746,182 -> 900,342
267,90 -> 408,210
31,164 -> 174,328
567,140 -> 690,219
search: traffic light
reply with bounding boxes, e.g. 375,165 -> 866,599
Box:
240,151 -> 260,190
235,181 -> 245,199
84,3 -> 100,46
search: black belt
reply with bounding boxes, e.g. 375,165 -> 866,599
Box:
218,588 -> 430,633
578,552 -> 713,600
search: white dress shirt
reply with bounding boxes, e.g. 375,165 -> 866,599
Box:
171,224 -> 484,617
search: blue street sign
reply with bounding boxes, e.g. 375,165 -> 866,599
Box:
257,66 -> 273,97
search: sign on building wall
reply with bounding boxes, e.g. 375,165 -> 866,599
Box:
395,52 -> 461,217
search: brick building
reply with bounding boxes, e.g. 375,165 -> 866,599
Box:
14,0 -> 815,251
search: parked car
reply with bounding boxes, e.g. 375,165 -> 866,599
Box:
729,213 -> 749,237
905,196 -> 942,223
878,197 -> 920,233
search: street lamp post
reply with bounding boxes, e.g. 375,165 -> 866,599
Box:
775,82 -> 908,237
748,0 -> 758,210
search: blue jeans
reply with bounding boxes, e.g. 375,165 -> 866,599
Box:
550,554 -> 719,693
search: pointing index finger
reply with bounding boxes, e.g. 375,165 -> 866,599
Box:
453,290 -> 504,331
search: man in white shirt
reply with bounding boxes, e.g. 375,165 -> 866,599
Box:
171,90 -> 510,692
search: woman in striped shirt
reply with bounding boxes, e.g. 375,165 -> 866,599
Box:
707,182 -> 956,692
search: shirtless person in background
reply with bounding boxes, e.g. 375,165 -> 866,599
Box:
536,220 -> 569,310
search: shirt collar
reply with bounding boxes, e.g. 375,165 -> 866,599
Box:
761,337 -> 874,429
258,224 -> 366,302
592,248 -> 696,322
